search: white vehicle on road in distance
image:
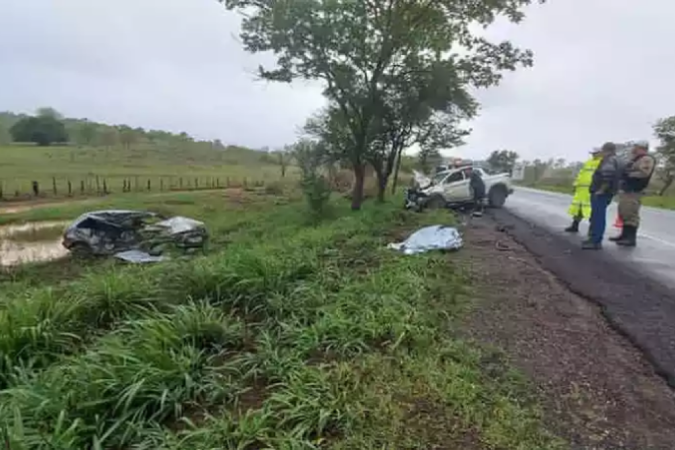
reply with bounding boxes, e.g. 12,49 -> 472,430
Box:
405,165 -> 514,210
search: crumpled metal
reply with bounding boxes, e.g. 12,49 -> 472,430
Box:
387,225 -> 463,255
62,210 -> 208,263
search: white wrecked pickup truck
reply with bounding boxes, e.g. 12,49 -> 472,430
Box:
405,166 -> 513,211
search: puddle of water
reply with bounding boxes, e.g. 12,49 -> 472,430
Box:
0,221 -> 70,267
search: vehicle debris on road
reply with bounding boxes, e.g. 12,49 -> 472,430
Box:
62,210 -> 208,263
387,225 -> 463,254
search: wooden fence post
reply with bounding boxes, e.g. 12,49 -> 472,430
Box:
147,179 -> 151,191
32,181 -> 39,197
103,179 -> 108,194
95,176 -> 101,194
52,177 -> 57,195
68,180 -> 72,196
80,180 -> 85,194
195,178 -> 199,190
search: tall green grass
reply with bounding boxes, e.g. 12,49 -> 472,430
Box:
0,197 -> 564,448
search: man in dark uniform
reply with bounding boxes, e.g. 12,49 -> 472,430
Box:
467,167 -> 486,217
582,142 -> 621,250
609,140 -> 656,247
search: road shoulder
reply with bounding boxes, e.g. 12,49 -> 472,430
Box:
460,216 -> 675,449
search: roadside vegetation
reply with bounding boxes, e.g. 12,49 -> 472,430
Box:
0,0 -> 574,447
0,189 -> 563,449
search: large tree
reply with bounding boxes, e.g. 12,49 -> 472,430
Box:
367,61 -> 477,200
9,115 -> 68,146
653,116 -> 675,196
220,0 -> 544,210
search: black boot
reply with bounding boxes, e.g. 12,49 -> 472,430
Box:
616,226 -> 637,247
564,219 -> 580,233
609,228 -> 624,242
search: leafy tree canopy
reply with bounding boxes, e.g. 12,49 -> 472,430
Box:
221,0 -> 544,208
653,116 -> 675,195
10,114 -> 69,146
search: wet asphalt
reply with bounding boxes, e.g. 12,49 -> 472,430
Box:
490,187 -> 675,388
508,187 -> 675,289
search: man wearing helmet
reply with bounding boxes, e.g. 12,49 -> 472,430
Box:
609,140 -> 656,247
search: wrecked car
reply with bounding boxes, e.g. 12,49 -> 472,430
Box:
404,166 -> 513,211
62,210 -> 208,263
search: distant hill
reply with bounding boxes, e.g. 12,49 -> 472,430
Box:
0,109 -> 289,194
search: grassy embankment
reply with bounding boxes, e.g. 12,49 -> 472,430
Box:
0,143 -> 286,199
0,189 -> 564,449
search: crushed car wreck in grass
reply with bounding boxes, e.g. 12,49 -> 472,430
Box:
62,210 -> 208,263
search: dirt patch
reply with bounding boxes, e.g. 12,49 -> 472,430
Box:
400,397 -> 484,449
460,217 -> 675,449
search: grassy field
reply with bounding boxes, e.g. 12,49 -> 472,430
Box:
0,189 -> 563,449
0,143 -> 286,199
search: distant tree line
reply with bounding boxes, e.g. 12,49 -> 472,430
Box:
0,108 -> 223,150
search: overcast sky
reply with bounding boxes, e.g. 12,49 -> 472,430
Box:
1,0 -> 673,162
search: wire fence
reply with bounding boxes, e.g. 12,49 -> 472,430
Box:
0,175 -> 267,202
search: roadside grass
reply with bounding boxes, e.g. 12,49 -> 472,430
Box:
641,195 -> 675,209
0,187 -> 283,226
0,194 -> 564,449
0,188 -> 296,292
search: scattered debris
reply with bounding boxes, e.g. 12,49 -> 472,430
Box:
62,210 -> 208,263
387,225 -> 463,255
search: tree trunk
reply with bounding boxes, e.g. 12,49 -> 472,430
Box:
351,163 -> 366,210
391,147 -> 403,194
659,176 -> 674,196
376,169 -> 388,202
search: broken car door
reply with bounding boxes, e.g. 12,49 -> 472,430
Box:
442,170 -> 471,202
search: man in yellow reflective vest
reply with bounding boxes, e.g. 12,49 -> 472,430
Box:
564,148 -> 603,233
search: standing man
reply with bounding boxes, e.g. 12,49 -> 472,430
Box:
564,148 -> 602,233
467,167 -> 486,217
609,140 -> 655,247
582,142 -> 621,250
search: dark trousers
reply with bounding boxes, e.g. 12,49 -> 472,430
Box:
589,193 -> 613,244
473,192 -> 484,213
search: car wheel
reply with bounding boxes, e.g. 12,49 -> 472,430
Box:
488,186 -> 507,208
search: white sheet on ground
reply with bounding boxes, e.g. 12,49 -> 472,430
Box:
387,225 -> 463,255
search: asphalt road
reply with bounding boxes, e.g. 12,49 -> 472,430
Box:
507,187 -> 675,290
495,187 -> 675,387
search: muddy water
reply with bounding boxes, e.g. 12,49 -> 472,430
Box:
0,221 -> 69,266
